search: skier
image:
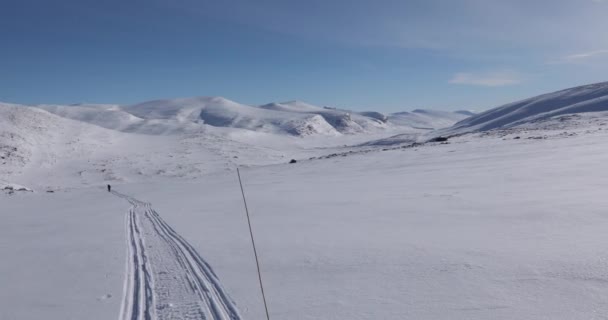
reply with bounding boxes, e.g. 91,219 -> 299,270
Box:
107,184 -> 111,192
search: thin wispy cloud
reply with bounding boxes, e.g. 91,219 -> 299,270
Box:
564,49 -> 608,60
547,49 -> 608,64
449,71 -> 522,87
161,0 -> 608,54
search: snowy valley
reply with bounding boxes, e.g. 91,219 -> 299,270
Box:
3,82 -> 608,320
0,97 -> 470,191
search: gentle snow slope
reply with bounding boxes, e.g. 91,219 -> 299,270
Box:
448,81 -> 608,133
1,189 -> 126,320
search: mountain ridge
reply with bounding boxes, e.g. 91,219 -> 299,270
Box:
5,97 -> 472,137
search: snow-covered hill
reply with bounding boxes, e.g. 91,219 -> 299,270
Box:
0,102 -> 124,183
0,102 -> 288,189
260,101 -> 471,133
32,97 -> 469,137
1,96 -> 472,190
125,97 -> 395,136
448,81 -> 608,134
259,101 -> 391,134
35,104 -> 203,135
124,97 -> 343,136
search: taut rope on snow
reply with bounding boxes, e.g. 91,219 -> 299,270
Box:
237,168 -> 271,320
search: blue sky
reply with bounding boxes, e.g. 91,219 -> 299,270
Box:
1,0 -> 607,112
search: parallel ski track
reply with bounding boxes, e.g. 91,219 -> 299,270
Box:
112,191 -> 242,320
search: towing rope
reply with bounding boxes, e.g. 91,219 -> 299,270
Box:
237,168 -> 271,320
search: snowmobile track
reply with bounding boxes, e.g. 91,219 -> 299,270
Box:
112,191 -> 242,320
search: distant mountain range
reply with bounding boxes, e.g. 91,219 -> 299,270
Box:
3,82 -> 608,189
21,97 -> 471,137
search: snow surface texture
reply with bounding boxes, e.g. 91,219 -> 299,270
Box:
113,191 -> 241,320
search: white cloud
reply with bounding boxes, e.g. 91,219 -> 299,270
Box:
449,71 -> 522,87
564,49 -> 608,60
547,49 -> 608,64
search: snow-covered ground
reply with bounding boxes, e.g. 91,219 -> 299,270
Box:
3,109 -> 608,319
4,84 -> 608,319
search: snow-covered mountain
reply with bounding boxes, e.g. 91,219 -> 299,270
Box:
259,101 -> 471,132
35,103 -> 205,135
0,98 -> 470,189
344,82 -> 608,147
447,81 -> 608,134
124,97 -> 342,136
259,101 -> 390,134
130,97 -> 472,135
17,80 -> 608,189
30,97 -> 469,137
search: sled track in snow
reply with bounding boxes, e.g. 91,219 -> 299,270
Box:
112,191 -> 242,320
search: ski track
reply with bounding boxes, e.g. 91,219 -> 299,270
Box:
112,191 -> 242,320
